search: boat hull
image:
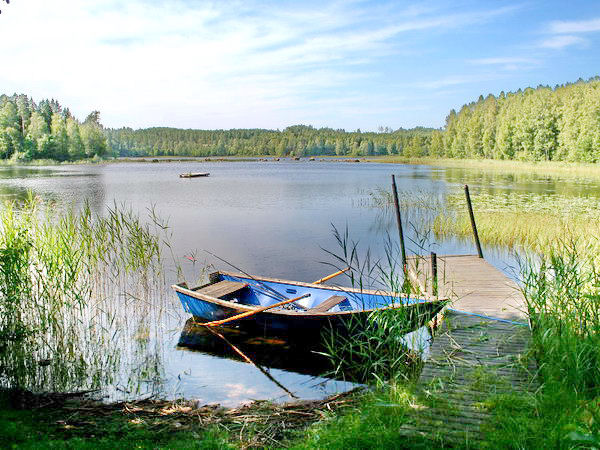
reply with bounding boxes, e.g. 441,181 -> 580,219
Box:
174,272 -> 446,340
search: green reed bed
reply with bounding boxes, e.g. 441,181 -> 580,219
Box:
433,191 -> 600,257
371,156 -> 600,179
0,193 -> 169,396
318,227 -> 434,385
518,243 -> 600,447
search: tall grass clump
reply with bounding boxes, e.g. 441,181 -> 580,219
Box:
319,226 -> 437,384
0,193 -> 169,396
521,240 -> 600,392
520,240 -> 600,445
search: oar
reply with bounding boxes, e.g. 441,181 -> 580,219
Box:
204,326 -> 298,399
313,267 -> 350,285
202,292 -> 311,327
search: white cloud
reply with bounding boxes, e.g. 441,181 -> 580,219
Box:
539,35 -> 586,49
470,57 -> 533,65
468,57 -> 539,71
549,17 -> 600,34
414,75 -> 486,90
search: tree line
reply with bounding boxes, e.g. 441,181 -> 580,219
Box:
0,94 -> 107,162
2,77 -> 599,163
433,77 -> 600,162
105,125 -> 434,158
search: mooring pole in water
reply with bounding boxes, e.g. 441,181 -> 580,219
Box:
391,174 -> 407,270
430,251 -> 438,297
464,184 -> 483,259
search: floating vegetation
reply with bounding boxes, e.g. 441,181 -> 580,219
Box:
0,193 -> 172,397
433,191 -> 600,256
368,185 -> 600,258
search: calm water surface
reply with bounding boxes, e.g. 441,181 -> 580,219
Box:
2,160 -> 597,405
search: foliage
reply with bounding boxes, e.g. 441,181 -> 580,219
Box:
0,94 -> 107,162
6,76 -> 600,163
433,191 -> 600,256
318,227 -> 429,384
442,77 -> 600,162
105,77 -> 600,162
106,124 -> 434,158
320,308 -> 425,384
521,242 -> 600,396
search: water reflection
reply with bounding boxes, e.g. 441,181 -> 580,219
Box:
174,319 -> 359,406
178,319 -> 333,377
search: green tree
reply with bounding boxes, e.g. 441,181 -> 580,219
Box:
81,111 -> 107,157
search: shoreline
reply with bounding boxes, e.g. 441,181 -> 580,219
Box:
3,154 -> 599,178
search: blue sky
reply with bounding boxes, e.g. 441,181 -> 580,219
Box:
1,0 -> 599,130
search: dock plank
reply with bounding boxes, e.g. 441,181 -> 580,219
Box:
408,254 -> 526,321
400,255 -> 536,446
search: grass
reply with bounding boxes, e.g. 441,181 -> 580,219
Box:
0,393 -> 232,449
317,226 -> 436,385
368,155 -> 600,179
0,388 -> 364,449
519,243 -> 600,447
433,191 -> 600,256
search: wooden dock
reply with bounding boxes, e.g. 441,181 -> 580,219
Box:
400,254 -> 536,446
408,254 -> 526,322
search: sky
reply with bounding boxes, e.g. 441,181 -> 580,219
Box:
1,0 -> 599,131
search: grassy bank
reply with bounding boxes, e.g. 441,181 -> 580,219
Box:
367,155 -> 600,179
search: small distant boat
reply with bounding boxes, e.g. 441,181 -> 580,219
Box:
179,172 -> 210,178
172,271 -> 447,340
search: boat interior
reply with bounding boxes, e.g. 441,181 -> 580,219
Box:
186,272 -> 416,313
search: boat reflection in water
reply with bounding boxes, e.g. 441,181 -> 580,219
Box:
176,318 -> 433,403
177,318 -> 333,377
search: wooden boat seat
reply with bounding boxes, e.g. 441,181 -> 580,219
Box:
197,280 -> 248,298
309,295 -> 347,313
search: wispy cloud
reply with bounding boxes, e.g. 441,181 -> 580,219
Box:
413,75 -> 488,90
0,0 -> 565,130
539,35 -> 587,49
539,16 -> 600,50
548,17 -> 600,34
469,57 -> 539,71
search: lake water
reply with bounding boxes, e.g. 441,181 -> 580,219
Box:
2,160 -> 597,405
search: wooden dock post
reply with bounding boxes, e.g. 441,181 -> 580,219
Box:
391,174 -> 407,269
430,252 -> 438,296
464,184 -> 483,259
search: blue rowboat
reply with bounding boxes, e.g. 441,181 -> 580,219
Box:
172,271 -> 447,339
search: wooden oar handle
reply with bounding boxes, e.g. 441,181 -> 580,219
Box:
313,267 -> 350,285
203,293 -> 311,327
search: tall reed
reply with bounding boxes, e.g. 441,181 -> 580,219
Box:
520,240 -> 600,393
319,226 -> 433,384
0,193 -> 169,395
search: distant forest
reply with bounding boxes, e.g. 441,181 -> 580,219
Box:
2,77 -> 599,162
106,126 -> 433,158
0,94 -> 107,162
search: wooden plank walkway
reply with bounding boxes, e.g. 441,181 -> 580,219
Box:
408,254 -> 526,322
399,255 -> 536,446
